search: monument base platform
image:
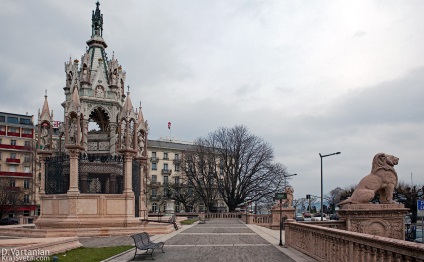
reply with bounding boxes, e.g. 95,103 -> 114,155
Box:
338,203 -> 408,240
0,222 -> 176,238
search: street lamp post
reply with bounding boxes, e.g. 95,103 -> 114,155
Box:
275,192 -> 286,246
319,152 -> 340,221
283,173 -> 297,189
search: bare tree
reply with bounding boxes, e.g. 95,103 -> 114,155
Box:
0,178 -> 24,219
166,176 -> 198,212
182,138 -> 221,212
183,125 -> 288,212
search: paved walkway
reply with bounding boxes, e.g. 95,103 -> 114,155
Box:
96,219 -> 315,262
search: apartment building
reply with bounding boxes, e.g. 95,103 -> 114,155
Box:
0,112 -> 37,222
146,139 -> 227,213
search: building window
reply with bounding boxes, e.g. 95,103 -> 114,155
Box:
24,141 -> 31,147
10,153 -> 16,159
0,115 -> 5,122
23,129 -> 32,134
0,126 -> 5,132
11,140 -> 16,146
9,179 -> 16,187
20,118 -> 31,125
24,155 -> 31,163
24,166 -> 30,173
9,166 -> 16,172
163,175 -> 168,185
175,153 -> 179,160
24,180 -> 30,189
151,188 -> 157,197
24,194 -> 29,203
151,175 -> 157,182
152,152 -> 156,158
7,117 -> 18,124
174,176 -> 180,185
0,152 -> 2,160
175,164 -> 180,172
8,127 -> 18,133
164,163 -> 168,171
175,201 -> 180,212
152,203 -> 157,212
23,210 -> 30,216
163,152 -> 168,160
152,162 -> 157,170
164,188 -> 169,198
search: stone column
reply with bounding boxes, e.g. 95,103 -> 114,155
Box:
109,123 -> 117,155
123,152 -> 133,194
83,119 -> 88,150
39,156 -> 46,195
138,158 -> 148,219
67,149 -> 80,194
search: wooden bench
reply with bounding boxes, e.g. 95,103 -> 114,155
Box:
131,232 -> 165,260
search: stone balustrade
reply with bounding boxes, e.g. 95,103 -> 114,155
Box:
205,212 -> 242,219
285,220 -> 424,261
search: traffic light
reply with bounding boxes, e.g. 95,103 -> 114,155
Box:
306,194 -> 311,199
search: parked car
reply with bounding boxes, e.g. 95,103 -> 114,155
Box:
295,213 -> 304,221
415,230 -> 423,243
0,218 -> 18,225
311,214 -> 326,221
303,213 -> 312,222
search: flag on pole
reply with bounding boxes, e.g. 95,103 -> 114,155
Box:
168,122 -> 171,129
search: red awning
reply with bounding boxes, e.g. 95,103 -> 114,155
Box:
0,205 -> 37,211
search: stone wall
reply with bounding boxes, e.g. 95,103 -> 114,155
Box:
285,220 -> 424,261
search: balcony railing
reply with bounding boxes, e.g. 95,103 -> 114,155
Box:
6,158 -> 20,164
173,158 -> 181,164
0,144 -> 31,151
150,157 -> 160,162
149,181 -> 161,186
0,172 -> 32,178
150,195 -> 162,201
7,132 -> 20,137
161,169 -> 172,175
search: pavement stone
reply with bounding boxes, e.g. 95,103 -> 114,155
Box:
101,219 -> 316,262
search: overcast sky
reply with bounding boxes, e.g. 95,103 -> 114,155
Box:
1,0 -> 424,202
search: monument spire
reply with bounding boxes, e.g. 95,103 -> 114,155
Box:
92,1 -> 103,37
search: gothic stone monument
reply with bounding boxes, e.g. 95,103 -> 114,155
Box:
338,153 -> 408,240
34,2 -> 150,232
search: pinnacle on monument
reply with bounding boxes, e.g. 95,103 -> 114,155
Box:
92,1 -> 103,37
40,89 -> 51,119
71,86 -> 80,107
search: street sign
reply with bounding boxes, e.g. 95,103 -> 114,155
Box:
418,200 -> 424,216
275,193 -> 287,200
418,200 -> 424,210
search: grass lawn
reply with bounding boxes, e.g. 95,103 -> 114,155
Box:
180,218 -> 198,225
50,245 -> 133,262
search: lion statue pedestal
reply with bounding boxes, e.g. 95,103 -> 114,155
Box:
338,203 -> 408,240
338,153 -> 409,240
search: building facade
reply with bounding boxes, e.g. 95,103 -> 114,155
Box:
146,139 -> 228,213
0,112 -> 37,223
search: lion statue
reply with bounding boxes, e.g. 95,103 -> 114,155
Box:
338,153 -> 399,206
